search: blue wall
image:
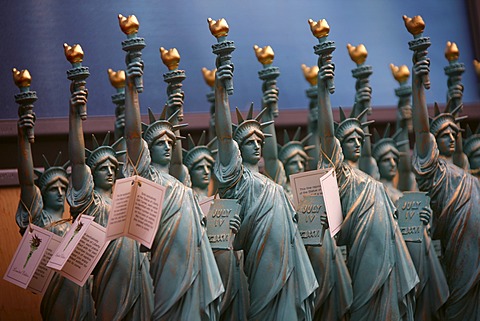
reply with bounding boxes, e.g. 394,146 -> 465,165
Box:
1,0 -> 478,120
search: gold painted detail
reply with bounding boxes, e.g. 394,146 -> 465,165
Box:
301,64 -> 318,86
64,43 -> 84,64
202,67 -> 216,87
308,19 -> 329,38
118,14 -> 139,35
160,47 -> 180,71
390,64 -> 410,83
12,68 -> 32,88
108,69 -> 125,88
253,45 -> 274,65
347,44 -> 367,65
445,41 -> 459,62
207,18 -> 229,38
403,15 -> 425,36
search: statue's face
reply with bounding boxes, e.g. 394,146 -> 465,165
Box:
436,127 -> 456,157
240,133 -> 263,165
285,154 -> 306,178
151,135 -> 173,166
93,159 -> 117,191
191,159 -> 212,189
341,131 -> 363,162
43,180 -> 67,211
378,151 -> 398,181
470,149 -> 480,171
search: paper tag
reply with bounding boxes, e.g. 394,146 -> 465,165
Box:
4,225 -> 54,289
107,175 -> 166,249
319,168 -> 343,237
296,195 -> 325,246
206,199 -> 241,250
27,234 -> 62,294
397,192 -> 429,242
56,221 -> 110,287
47,215 -> 94,271
289,168 -> 330,208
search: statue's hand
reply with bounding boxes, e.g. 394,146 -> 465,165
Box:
448,83 -> 464,101
412,52 -> 430,77
262,87 -> 279,110
70,89 -> 88,108
216,63 -> 233,86
320,212 -> 329,229
318,63 -> 335,84
229,214 -> 241,234
419,205 -> 432,225
18,112 -> 36,129
166,91 -> 185,114
115,113 -> 125,131
126,58 -> 144,82
355,81 -> 372,104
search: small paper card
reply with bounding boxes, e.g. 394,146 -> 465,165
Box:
289,168 -> 330,209
107,175 -> 166,249
4,225 -> 55,289
27,233 -> 62,295
199,196 -> 215,216
206,199 -> 241,250
319,168 -> 343,237
47,215 -> 110,286
397,192 -> 429,242
296,195 -> 326,246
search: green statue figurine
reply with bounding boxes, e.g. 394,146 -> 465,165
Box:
408,15 -> 480,320
464,124 -> 480,179
14,68 -> 95,321
372,126 -> 450,321
123,48 -> 224,320
212,25 -> 317,320
310,18 -> 418,321
66,44 -> 154,321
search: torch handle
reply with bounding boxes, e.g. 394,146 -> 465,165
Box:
219,55 -> 234,95
21,106 -> 35,143
320,54 -> 335,94
71,80 -> 88,120
263,79 -> 279,117
130,52 -> 144,93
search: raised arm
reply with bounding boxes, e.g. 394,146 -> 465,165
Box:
69,88 -> 90,191
411,51 -> 431,158
17,113 -> 36,206
317,63 -> 336,158
214,63 -> 236,167
261,87 -> 281,180
124,57 -> 144,165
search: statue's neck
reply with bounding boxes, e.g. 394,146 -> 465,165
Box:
43,207 -> 65,221
380,178 -> 395,189
94,187 -> 113,200
439,154 -> 453,165
193,186 -> 209,199
347,159 -> 359,168
152,162 -> 170,174
243,162 -> 258,173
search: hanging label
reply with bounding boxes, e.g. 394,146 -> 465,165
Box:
206,199 -> 241,250
47,215 -> 110,286
397,192 -> 429,242
289,168 -> 330,209
319,168 -> 343,237
4,224 -> 55,289
107,175 -> 166,249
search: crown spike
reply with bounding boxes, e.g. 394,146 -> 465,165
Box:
292,127 -> 302,141
455,115 -> 468,123
111,137 -> 125,150
264,133 -> 273,138
247,102 -> 254,120
339,106 -> 347,122
206,136 -> 217,149
260,120 -> 274,129
102,131 -> 111,146
255,107 -> 268,122
148,108 -> 157,124
451,103 -> 463,116
396,139 -> 410,147
235,107 -> 245,124
198,131 -> 206,146
62,160 -> 71,170
52,151 -> 62,167
283,129 -> 291,144
172,123 -> 188,131
167,108 -> 181,123
41,154 -> 51,169
91,134 -> 100,149
466,124 -> 473,137
300,132 -> 313,145
187,134 -> 196,150
356,107 -> 369,121
433,102 -> 441,116
361,120 -> 375,128
384,123 -> 391,139
373,128 -> 381,142
391,128 -> 403,141
304,145 -> 316,151
160,105 -> 167,120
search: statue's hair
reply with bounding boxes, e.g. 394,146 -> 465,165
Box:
142,106 -> 187,149
232,103 -> 273,147
278,127 -> 314,165
429,102 -> 465,138
85,132 -> 125,174
334,107 -> 373,144
34,152 -> 70,193
183,131 -> 217,171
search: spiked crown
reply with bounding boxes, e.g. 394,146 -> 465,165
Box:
334,107 -> 373,144
232,103 -> 273,146
278,127 -> 314,164
85,132 -> 125,173
183,131 -> 217,171
142,106 -> 187,149
429,102 -> 466,138
372,123 -> 409,163
34,152 -> 70,193
464,124 -> 480,158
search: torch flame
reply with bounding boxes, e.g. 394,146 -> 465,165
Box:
390,64 -> 410,83
202,67 -> 216,87
253,45 -> 275,65
12,68 -> 32,88
160,47 -> 181,71
347,44 -> 368,65
301,64 -> 319,86
308,19 -> 330,38
403,15 -> 425,36
207,18 -> 229,38
118,14 -> 140,35
108,69 -> 126,88
63,43 -> 84,64
445,41 -> 459,62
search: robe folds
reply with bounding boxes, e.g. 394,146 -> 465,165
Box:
125,140 -> 224,321
68,170 -> 154,321
319,139 -> 419,321
413,134 -> 480,321
17,186 -> 95,321
214,141 -> 318,321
